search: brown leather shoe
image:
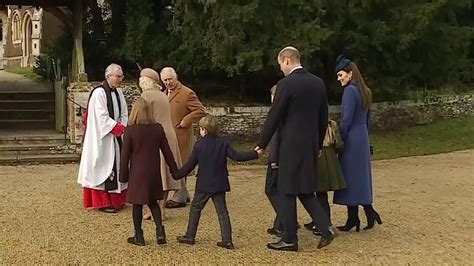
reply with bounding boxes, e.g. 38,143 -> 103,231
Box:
165,200 -> 187,209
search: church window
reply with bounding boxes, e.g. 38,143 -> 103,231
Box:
12,13 -> 21,42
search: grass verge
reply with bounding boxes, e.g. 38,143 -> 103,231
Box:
5,67 -> 44,82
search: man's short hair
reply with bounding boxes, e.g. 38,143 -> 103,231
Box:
199,115 -> 219,135
160,67 -> 178,79
278,46 -> 300,63
105,63 -> 122,79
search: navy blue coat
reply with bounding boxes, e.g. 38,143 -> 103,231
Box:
257,68 -> 329,195
173,134 -> 258,193
334,84 -> 373,205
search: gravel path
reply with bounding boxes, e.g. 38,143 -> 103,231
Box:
0,150 -> 473,264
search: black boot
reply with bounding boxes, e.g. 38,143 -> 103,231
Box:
127,229 -> 145,246
363,205 -> 383,230
156,225 -> 166,244
336,205 -> 360,232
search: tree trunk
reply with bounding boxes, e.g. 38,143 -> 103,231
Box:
72,0 -> 87,81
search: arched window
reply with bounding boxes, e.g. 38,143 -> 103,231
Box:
12,12 -> 21,42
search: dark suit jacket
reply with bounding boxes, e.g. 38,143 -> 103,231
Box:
257,68 -> 328,195
174,134 -> 258,193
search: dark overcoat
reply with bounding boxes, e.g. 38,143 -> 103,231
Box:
119,124 -> 178,204
257,68 -> 328,195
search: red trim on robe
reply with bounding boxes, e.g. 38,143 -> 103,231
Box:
83,187 -> 127,210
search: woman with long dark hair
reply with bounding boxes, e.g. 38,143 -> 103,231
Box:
333,55 -> 382,232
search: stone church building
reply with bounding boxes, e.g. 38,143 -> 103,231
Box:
0,5 -> 65,69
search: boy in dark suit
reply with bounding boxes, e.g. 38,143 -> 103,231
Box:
172,115 -> 261,249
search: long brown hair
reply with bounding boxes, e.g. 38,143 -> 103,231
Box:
344,62 -> 372,110
128,97 -> 155,125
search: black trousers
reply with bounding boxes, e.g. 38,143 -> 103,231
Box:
266,167 -> 326,232
265,166 -> 283,231
185,192 -> 232,243
281,193 -> 331,243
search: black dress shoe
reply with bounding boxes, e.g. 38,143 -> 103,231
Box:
304,221 -> 315,230
267,228 -> 283,237
217,241 -> 234,249
99,207 -> 117,213
317,233 -> 334,249
177,235 -> 195,245
165,200 -> 187,209
267,240 -> 298,252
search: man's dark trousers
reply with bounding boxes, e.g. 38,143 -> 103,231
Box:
281,193 -> 330,243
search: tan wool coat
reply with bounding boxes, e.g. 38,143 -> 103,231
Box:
141,88 -> 183,191
168,82 -> 206,162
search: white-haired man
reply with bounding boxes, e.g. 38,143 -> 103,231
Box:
161,67 -> 206,208
78,63 -> 129,213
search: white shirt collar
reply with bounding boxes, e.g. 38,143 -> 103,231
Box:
290,65 -> 303,74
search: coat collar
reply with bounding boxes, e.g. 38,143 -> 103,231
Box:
290,67 -> 305,75
168,81 -> 183,102
289,65 -> 303,74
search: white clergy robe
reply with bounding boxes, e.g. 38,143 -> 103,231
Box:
77,86 -> 128,193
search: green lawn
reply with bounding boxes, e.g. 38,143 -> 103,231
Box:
231,116 -> 474,164
5,67 -> 44,82
370,116 -> 474,160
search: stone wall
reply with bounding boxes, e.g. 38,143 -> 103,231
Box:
66,82 -> 473,143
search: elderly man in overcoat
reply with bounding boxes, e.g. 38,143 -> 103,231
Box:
256,47 -> 334,251
161,67 -> 206,208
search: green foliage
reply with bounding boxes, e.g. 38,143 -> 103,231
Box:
40,0 -> 473,102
